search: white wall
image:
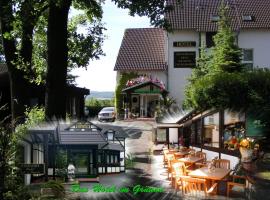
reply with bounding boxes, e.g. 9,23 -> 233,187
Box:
169,128 -> 178,143
238,29 -> 270,69
190,146 -> 201,152
201,149 -> 219,161
167,30 -> 199,106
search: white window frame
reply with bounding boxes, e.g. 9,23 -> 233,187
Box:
242,48 -> 253,69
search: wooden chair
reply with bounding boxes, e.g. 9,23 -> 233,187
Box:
227,175 -> 247,197
214,159 -> 230,170
189,149 -> 196,156
163,149 -> 169,166
194,151 -> 207,168
171,162 -> 189,189
163,150 -> 175,167
179,176 -> 218,196
167,155 -> 176,179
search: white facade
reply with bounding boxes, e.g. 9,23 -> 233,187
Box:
116,29 -> 270,109
167,30 -> 200,106
165,29 -> 270,106
238,29 -> 270,69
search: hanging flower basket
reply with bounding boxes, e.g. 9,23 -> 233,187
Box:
239,147 -> 253,163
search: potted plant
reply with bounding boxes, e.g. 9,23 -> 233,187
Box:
239,138 -> 259,163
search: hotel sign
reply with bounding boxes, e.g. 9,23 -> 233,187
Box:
174,52 -> 196,68
20,164 -> 45,174
173,41 -> 196,47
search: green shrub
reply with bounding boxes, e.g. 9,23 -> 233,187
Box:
42,181 -> 65,198
115,72 -> 138,117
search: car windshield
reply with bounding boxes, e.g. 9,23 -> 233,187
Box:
102,107 -> 114,111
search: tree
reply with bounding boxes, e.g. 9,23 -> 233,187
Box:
0,0 -> 48,123
2,0 -> 181,120
211,2 -> 243,73
184,1 -> 244,110
45,0 -> 105,119
0,0 -> 105,121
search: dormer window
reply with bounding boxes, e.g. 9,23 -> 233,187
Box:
211,15 -> 220,22
242,15 -> 254,22
106,130 -> 114,141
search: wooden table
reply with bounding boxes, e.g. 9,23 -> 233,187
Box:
189,167 -> 231,194
178,156 -> 204,169
189,167 -> 231,181
174,151 -> 189,158
178,156 -> 204,164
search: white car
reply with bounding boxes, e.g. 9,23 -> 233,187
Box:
98,107 -> 116,122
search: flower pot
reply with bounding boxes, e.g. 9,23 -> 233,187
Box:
240,147 -> 253,163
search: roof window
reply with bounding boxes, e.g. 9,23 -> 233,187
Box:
211,15 -> 220,22
242,15 -> 254,21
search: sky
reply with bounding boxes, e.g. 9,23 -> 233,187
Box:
71,1 -> 151,92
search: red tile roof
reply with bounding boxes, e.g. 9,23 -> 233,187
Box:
166,0 -> 270,31
114,28 -> 167,71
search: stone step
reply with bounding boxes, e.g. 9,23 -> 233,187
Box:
77,177 -> 99,182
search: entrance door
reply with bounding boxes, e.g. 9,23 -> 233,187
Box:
70,150 -> 97,177
73,153 -> 88,175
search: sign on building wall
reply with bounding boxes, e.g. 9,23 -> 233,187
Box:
173,41 -> 196,47
174,52 -> 196,68
20,164 -> 45,174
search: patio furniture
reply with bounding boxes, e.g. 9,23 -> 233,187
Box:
194,151 -> 207,168
214,159 -> 230,170
189,166 -> 231,181
171,162 -> 189,189
174,151 -> 189,159
189,166 -> 231,195
179,176 -> 218,196
227,175 -> 247,197
188,149 -> 196,156
167,157 -> 177,179
163,151 -> 174,167
178,156 -> 204,170
163,149 -> 169,166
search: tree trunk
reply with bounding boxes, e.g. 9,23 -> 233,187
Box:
0,0 -> 30,124
45,0 -> 72,120
20,0 -> 41,77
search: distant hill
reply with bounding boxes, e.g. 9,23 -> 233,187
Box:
86,91 -> 114,100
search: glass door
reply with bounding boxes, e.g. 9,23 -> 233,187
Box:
73,153 -> 89,175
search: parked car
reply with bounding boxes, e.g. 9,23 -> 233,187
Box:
98,107 -> 116,122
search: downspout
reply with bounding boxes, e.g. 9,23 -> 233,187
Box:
166,31 -> 169,91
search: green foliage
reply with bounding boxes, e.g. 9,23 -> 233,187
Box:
15,106 -> 45,139
211,2 -> 243,73
55,148 -> 68,180
85,97 -> 114,107
0,102 -> 36,199
189,43 -> 212,84
184,72 -> 249,111
115,72 -> 138,116
67,12 -> 105,70
85,97 -> 114,117
155,96 -> 177,119
184,2 -> 244,110
28,10 -> 105,85
41,181 -> 65,198
112,0 -> 182,30
125,153 -> 135,169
